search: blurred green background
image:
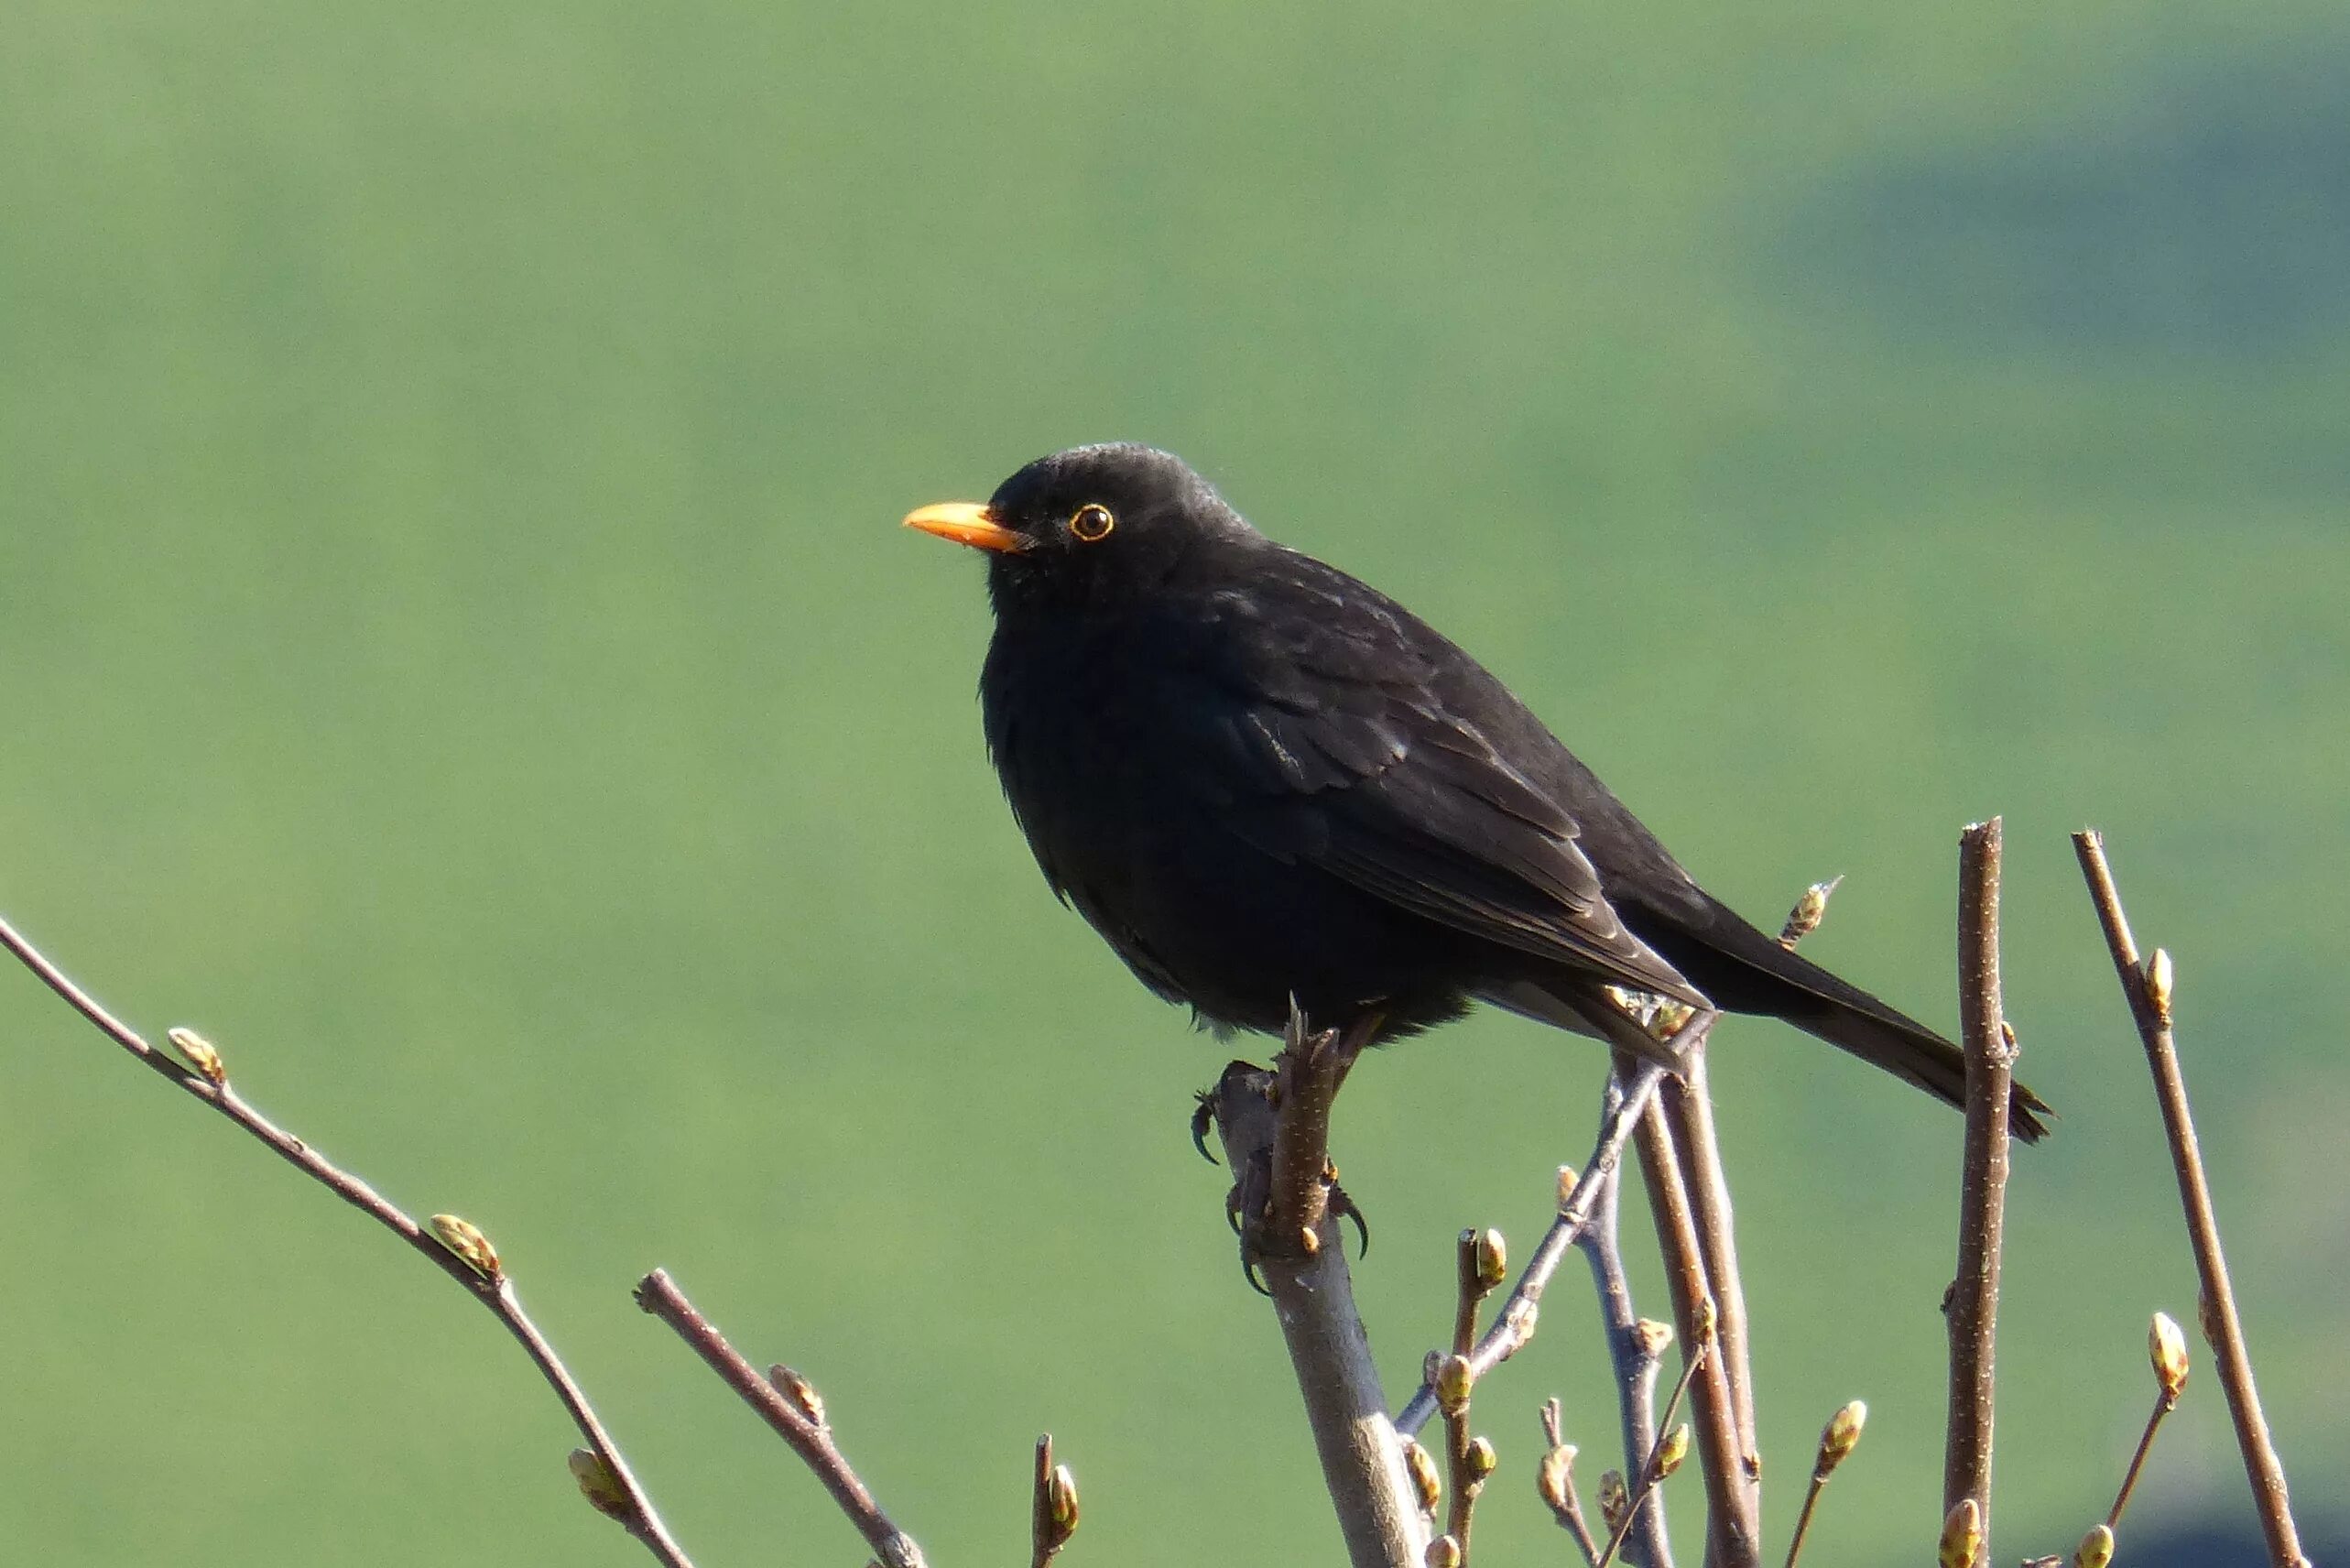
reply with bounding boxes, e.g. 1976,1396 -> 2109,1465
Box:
4,2 -> 2345,1563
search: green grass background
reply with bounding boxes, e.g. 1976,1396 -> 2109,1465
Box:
3,3 -> 2345,1563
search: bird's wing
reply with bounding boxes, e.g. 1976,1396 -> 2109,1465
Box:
1166,577 -> 1706,1008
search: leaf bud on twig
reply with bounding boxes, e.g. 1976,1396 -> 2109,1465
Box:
1778,876 -> 1843,946
1939,1497 -> 1983,1568
1597,1469 -> 1628,1533
2143,948 -> 2174,1023
1692,1293 -> 1718,1345
1404,1436 -> 1442,1514
1648,998 -> 1695,1040
2075,1523 -> 2115,1568
1633,1318 -> 1675,1360
1537,1443 -> 1577,1515
2149,1312 -> 2190,1404
767,1364 -> 826,1427
1816,1399 -> 1866,1478
567,1447 -> 629,1520
430,1213 -> 502,1280
1047,1464 -> 1079,1534
1655,1423 -> 1691,1479
1474,1227 -> 1507,1291
1426,1535 -> 1462,1568
1435,1354 -> 1474,1413
166,1026 -> 227,1084
1465,1434 -> 1497,1486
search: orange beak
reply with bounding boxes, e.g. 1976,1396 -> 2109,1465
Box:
902,501 -> 1026,553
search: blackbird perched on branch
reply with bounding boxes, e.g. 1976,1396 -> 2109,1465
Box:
907,444 -> 2048,1138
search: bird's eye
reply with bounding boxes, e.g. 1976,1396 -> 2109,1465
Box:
1069,503 -> 1115,542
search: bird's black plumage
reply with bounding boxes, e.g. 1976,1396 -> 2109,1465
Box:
907,443 -> 2049,1138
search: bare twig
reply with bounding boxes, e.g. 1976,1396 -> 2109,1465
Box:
1396,1046 -> 1682,1437
1573,1147 -> 1674,1568
1209,1029 -> 1429,1568
634,1268 -> 926,1568
1944,819 -> 2014,1540
0,908 -> 693,1568
2073,831 -> 2308,1567
1633,1087 -> 1757,1567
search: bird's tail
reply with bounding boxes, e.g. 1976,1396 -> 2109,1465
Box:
1632,895 -> 2052,1142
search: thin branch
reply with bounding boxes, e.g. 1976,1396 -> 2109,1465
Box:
1573,1149 -> 1674,1568
2107,1393 -> 2173,1531
1662,1050 -> 1761,1521
1442,1227 -> 1505,1562
0,908 -> 692,1568
2073,831 -> 2309,1567
1633,1087 -> 1757,1568
1396,1049 -> 1680,1438
1593,1343 -> 1703,1568
1943,819 -> 2014,1539
1209,1028 -> 1429,1568
635,1268 -> 927,1568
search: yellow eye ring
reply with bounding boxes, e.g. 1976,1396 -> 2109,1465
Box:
1070,503 -> 1115,542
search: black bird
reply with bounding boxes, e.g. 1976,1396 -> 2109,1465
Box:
907,444 -> 2048,1138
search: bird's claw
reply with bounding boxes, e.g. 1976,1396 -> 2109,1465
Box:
1190,1090 -> 1220,1165
1329,1182 -> 1371,1258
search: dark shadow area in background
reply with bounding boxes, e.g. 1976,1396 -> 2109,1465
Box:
2134,1517 -> 2345,1566
1790,47 -> 2350,357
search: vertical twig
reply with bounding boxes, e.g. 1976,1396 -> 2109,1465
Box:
1943,818 -> 2014,1539
2073,831 -> 2309,1567
1663,1047 -> 1761,1518
1574,1137 -> 1675,1568
1441,1227 -> 1505,1563
1633,1092 -> 1758,1568
1210,1032 -> 1429,1568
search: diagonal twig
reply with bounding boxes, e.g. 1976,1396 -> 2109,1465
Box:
1395,1043 -> 1684,1439
2073,831 -> 2309,1567
1944,818 -> 2015,1541
0,907 -> 693,1568
635,1268 -> 927,1568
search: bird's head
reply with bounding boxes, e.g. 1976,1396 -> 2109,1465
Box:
903,444 -> 1256,614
